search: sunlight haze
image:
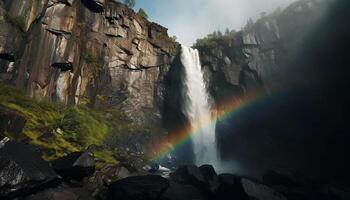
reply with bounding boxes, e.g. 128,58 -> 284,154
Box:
135,0 -> 298,45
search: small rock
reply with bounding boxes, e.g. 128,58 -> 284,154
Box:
0,105 -> 26,138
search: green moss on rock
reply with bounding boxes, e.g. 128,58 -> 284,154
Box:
6,15 -> 26,32
0,84 -> 109,161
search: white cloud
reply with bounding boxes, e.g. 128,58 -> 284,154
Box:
138,0 -> 297,46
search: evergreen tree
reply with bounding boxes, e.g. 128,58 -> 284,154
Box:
138,8 -> 148,19
217,30 -> 223,37
246,18 -> 254,29
225,28 -> 230,36
124,0 -> 135,8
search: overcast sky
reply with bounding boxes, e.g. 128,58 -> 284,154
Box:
135,0 -> 298,46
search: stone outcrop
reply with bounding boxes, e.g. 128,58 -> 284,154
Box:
196,0 -> 325,104
0,0 -> 178,125
194,0 -> 329,174
51,151 -> 95,180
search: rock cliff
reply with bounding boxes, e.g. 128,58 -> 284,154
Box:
195,0 -> 325,104
194,0 -> 350,182
0,0 -> 178,125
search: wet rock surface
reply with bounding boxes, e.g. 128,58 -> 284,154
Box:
0,148 -> 349,200
0,0 -> 178,126
0,140 -> 59,199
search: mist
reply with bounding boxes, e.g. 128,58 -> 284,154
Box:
135,0 -> 298,45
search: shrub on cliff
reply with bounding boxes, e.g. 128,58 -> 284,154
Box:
6,15 -> 26,32
137,8 -> 148,19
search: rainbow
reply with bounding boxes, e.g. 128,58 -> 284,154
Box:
148,90 -> 281,163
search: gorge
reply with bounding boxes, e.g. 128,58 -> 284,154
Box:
1,0 -> 350,199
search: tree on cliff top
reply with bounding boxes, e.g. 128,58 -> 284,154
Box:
124,0 -> 136,8
138,8 -> 148,19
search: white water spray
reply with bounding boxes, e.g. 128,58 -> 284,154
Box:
180,45 -> 220,167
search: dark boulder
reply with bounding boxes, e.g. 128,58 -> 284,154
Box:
161,181 -> 206,200
215,174 -> 249,200
25,186 -> 93,200
170,165 -> 206,187
215,174 -> 287,200
319,183 -> 350,200
241,177 -> 287,200
0,106 -> 26,138
51,151 -> 95,180
0,141 -> 59,199
263,169 -> 301,187
107,175 -> 169,200
199,165 -> 220,192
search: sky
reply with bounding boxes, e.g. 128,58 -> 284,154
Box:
134,0 -> 298,46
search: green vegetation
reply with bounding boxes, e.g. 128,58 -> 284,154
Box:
82,49 -> 103,73
123,0 -> 136,8
60,107 -> 108,147
6,15 -> 26,32
82,49 -> 98,64
93,149 -> 119,168
0,84 -> 109,161
0,82 -> 160,168
137,8 -> 148,19
194,28 -> 236,49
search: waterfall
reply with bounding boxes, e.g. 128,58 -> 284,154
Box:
180,45 -> 220,167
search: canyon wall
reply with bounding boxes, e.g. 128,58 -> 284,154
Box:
196,0 -> 325,104
195,0 -> 350,181
0,0 -> 178,125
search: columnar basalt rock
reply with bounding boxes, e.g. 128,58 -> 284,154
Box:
0,0 -> 178,125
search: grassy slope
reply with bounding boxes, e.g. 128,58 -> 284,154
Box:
0,83 -> 116,165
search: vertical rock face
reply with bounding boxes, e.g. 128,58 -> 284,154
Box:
0,0 -> 178,125
196,0 -> 325,104
194,0 -> 330,176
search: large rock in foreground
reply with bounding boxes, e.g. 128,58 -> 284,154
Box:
107,175 -> 169,200
0,140 -> 59,199
215,173 -> 287,200
51,151 -> 95,180
170,165 -> 206,187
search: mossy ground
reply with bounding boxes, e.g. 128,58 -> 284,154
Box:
0,83 -> 164,169
0,84 -> 116,165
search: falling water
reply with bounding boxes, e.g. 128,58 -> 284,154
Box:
180,45 -> 220,167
